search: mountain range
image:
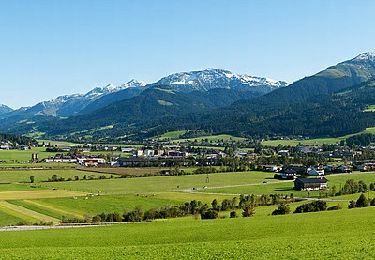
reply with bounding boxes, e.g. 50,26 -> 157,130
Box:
1,53 -> 375,142
0,104 -> 12,115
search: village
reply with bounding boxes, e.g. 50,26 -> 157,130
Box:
2,137 -> 374,193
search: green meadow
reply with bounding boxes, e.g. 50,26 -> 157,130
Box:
261,127 -> 375,146
0,207 -> 373,259
0,147 -> 57,163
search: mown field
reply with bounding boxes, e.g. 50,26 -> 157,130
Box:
0,147 -> 57,163
0,168 -> 373,226
0,207 -> 373,259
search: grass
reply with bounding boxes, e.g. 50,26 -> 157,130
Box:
0,162 -> 76,169
174,134 -> 246,143
0,207 -> 373,259
0,147 -> 57,163
37,140 -> 79,147
0,209 -> 24,226
0,201 -> 58,223
203,172 -> 375,197
262,127 -> 375,146
364,105 -> 375,112
158,130 -> 187,140
0,169 -> 106,183
38,171 -> 278,194
83,166 -> 198,177
7,200 -> 84,220
0,190 -> 85,200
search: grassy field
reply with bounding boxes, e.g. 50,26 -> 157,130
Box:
0,207 -> 373,259
158,130 -> 187,140
0,169 -> 373,225
38,171 -> 278,194
174,134 -> 246,143
82,167 -> 198,177
37,140 -> 79,147
204,172 -> 375,197
262,127 -> 375,146
0,147 -> 57,163
0,169 -> 106,183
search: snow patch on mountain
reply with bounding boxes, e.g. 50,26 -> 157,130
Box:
353,52 -> 375,61
156,69 -> 287,92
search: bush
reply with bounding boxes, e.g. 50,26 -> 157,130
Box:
230,211 -> 237,218
355,193 -> 368,207
201,209 -> 219,220
272,203 -> 290,215
294,200 -> 327,213
327,205 -> 342,211
123,207 -> 143,222
370,198 -> 375,206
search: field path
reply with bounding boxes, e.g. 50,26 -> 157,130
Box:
0,201 -> 59,223
23,200 -> 84,219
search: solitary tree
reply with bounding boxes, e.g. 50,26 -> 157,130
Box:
30,176 -> 35,183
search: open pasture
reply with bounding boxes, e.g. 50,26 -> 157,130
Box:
0,147 -> 56,163
261,127 -> 375,146
38,171 -> 278,194
82,167 -> 198,177
0,207 -> 373,259
0,190 -> 85,200
0,169 -> 106,184
203,172 -> 375,197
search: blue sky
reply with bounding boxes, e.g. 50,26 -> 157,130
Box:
1,0 -> 375,108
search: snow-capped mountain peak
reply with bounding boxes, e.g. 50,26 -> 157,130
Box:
352,52 -> 375,61
156,68 -> 287,92
120,79 -> 146,89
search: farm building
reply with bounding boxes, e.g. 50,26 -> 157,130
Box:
294,177 -> 327,191
307,166 -> 325,176
280,169 -> 297,179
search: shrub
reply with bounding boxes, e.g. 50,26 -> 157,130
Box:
327,205 -> 342,211
201,209 -> 219,220
230,211 -> 237,218
123,207 -> 143,222
355,193 -> 368,207
272,203 -> 290,215
294,200 -> 327,213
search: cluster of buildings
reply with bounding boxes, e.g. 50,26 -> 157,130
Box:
0,141 -> 31,151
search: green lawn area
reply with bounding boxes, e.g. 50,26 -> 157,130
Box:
0,169 -> 106,183
38,171 -> 277,194
0,147 -> 57,163
203,172 -> 375,197
37,140 -> 79,147
174,134 -> 246,143
158,130 -> 187,140
262,127 -> 375,146
0,207 -> 373,259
